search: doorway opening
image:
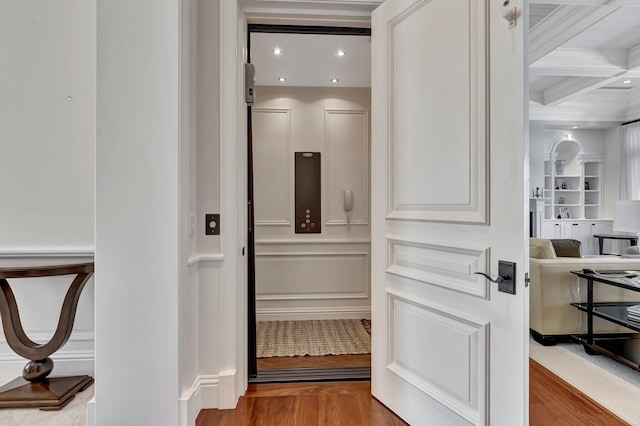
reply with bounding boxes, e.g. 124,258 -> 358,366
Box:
246,24 -> 372,382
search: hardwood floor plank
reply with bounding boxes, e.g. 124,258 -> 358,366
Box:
197,361 -> 629,425
529,359 -> 628,426
244,381 -> 371,397
196,381 -> 406,426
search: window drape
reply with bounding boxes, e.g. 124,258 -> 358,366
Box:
620,121 -> 640,200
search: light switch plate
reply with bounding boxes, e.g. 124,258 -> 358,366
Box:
205,214 -> 220,235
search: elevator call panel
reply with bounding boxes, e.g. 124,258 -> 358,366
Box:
295,152 -> 321,234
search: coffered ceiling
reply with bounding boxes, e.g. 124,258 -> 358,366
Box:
529,0 -> 640,128
247,0 -> 640,129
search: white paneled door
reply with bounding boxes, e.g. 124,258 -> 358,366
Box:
371,0 -> 527,425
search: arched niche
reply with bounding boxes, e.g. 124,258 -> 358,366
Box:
549,138 -> 582,176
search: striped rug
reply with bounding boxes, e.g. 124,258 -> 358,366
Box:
257,319 -> 371,358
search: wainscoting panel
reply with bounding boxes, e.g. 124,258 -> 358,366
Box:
255,242 -> 371,320
387,289 -> 488,425
252,108 -> 292,226
252,88 -> 372,321
386,236 -> 489,298
256,252 -> 369,301
325,109 -> 369,226
388,0 -> 487,224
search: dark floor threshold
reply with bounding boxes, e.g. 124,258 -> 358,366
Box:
249,366 -> 371,384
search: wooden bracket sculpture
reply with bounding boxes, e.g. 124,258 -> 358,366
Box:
0,263 -> 94,410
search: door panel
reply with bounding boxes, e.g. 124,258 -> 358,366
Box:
389,0 -> 486,223
387,289 -> 488,424
371,0 -> 527,424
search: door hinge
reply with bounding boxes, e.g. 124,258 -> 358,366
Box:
524,272 -> 530,287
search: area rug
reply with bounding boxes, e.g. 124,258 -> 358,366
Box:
257,319 -> 371,358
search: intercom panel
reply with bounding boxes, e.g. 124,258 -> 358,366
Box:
295,152 -> 321,234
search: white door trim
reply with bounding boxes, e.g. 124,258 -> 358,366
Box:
217,0 -> 382,408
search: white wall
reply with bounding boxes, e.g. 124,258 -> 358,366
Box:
96,0 -> 181,424
0,0 -> 96,383
196,0 -> 221,255
0,0 -> 95,250
529,121 -> 546,197
252,86 -> 371,320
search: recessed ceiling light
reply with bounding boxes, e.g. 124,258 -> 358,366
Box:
278,77 -> 286,82
331,78 -> 339,83
273,48 -> 281,55
623,80 -> 632,84
337,50 -> 345,57
571,126 -> 578,129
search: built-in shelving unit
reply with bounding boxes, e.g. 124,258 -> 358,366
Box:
542,140 -> 603,220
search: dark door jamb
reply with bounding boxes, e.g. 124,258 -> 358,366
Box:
246,23 -> 371,381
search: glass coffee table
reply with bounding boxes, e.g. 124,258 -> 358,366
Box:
570,269 -> 640,371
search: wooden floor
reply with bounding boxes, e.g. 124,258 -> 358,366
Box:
529,359 -> 627,425
257,354 -> 371,370
197,360 -> 628,425
196,381 -> 406,426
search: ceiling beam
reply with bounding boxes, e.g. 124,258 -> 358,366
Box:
530,48 -> 627,77
628,44 -> 640,71
530,90 -> 630,122
543,73 -> 626,105
529,1 -> 625,64
626,86 -> 640,121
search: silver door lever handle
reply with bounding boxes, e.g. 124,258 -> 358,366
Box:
474,272 -> 507,284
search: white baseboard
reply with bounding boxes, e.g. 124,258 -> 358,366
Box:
218,370 -> 238,409
179,375 -> 220,426
86,397 -> 96,426
256,306 -> 371,321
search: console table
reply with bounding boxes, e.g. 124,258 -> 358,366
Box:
0,263 -> 94,410
570,269 -> 640,372
593,234 -> 638,256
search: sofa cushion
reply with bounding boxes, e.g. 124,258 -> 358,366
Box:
550,239 -> 582,258
529,238 -> 557,259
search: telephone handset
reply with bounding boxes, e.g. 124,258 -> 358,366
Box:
343,189 -> 353,212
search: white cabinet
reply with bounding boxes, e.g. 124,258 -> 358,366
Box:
541,221 -> 562,239
540,220 -> 613,255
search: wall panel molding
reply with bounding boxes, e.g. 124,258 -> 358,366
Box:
256,239 -> 371,245
386,288 -> 488,425
386,235 -> 489,298
255,251 -> 369,300
0,330 -> 94,345
256,306 -> 371,321
252,108 -> 292,227
324,109 -> 370,226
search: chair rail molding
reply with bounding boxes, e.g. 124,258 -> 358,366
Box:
0,248 -> 95,258
187,253 -> 225,266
